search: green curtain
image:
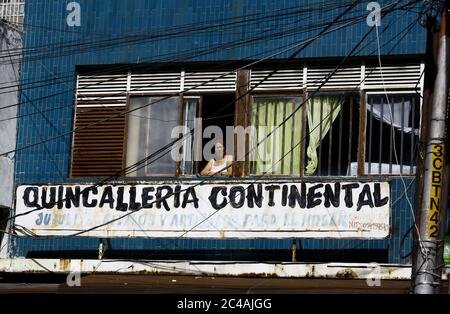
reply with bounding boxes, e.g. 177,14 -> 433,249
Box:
305,96 -> 342,175
251,97 -> 302,175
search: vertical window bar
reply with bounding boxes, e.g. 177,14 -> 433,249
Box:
389,96 -> 394,174
410,97 -> 415,174
272,100 -> 278,174
338,97 -> 344,175
400,96 -> 405,174
263,102 -> 269,174
290,101 -> 296,175
144,103 -> 151,176
252,102 -> 259,174
318,97 -> 324,176
368,96 -> 373,174
378,97 -> 384,174
347,97 -> 353,176
328,99 -> 334,176
281,100 -> 287,173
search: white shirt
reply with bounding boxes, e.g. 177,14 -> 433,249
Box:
210,159 -> 228,174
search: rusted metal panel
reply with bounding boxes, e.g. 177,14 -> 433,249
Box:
71,106 -> 127,178
14,180 -> 390,239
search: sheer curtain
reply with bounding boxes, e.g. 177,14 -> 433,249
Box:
367,95 -> 417,135
250,97 -> 302,175
305,96 -> 342,175
126,97 -> 179,176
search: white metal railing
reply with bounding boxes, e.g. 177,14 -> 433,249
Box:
0,0 -> 24,28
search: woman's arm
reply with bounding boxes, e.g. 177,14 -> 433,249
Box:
225,155 -> 233,176
200,160 -> 213,176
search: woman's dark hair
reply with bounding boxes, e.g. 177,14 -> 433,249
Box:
212,141 -> 226,156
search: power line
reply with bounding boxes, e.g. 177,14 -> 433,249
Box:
0,7 -> 366,95
0,0 -> 359,64
10,0 -> 388,239
0,5 -> 375,158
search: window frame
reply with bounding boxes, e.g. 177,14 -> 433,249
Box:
176,94 -> 203,178
362,90 -> 420,177
247,92 -> 306,178
70,64 -> 424,179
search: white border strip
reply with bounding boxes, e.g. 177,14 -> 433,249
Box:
1,259 -> 449,280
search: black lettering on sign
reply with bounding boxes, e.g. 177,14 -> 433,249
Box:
307,184 -> 323,208
373,183 -> 389,207
99,186 -> 114,209
432,156 -> 442,170
229,186 -> 245,208
430,197 -> 440,211
247,184 -> 263,208
23,187 -> 39,207
141,187 -> 155,209
156,186 -> 173,211
357,184 -> 374,211
429,225 -> 438,238
174,185 -> 181,207
281,185 -> 288,206
324,183 -> 340,208
433,144 -> 443,157
431,170 -> 442,185
82,186 -> 98,208
115,187 -> 128,212
265,185 -> 280,207
430,211 -> 439,223
65,186 -> 81,209
182,187 -> 199,208
342,183 -> 359,207
57,186 -> 64,209
208,187 -> 227,210
41,187 -> 57,209
129,186 -> 142,211
288,184 -> 306,208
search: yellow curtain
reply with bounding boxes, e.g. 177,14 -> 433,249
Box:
251,97 -> 302,175
305,96 -> 342,175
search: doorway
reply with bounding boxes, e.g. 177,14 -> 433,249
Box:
199,94 -> 235,172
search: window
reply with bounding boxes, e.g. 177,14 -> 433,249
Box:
305,94 -> 360,176
125,94 -> 235,177
249,94 -> 360,177
125,96 -> 180,176
70,64 -> 423,178
365,93 -> 419,175
179,97 -> 200,176
250,96 -> 304,176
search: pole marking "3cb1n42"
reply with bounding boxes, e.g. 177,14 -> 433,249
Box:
428,144 -> 444,238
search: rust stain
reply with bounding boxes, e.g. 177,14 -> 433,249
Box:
60,259 -> 71,272
335,269 -> 358,279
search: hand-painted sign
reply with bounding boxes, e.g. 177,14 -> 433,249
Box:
14,181 -> 390,238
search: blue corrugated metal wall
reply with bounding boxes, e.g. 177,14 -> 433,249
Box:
11,0 -> 436,263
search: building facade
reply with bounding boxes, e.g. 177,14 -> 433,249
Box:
6,0 -> 448,264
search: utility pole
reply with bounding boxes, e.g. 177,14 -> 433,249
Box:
411,0 -> 449,294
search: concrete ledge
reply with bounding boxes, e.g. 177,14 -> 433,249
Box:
2,259 -> 449,280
